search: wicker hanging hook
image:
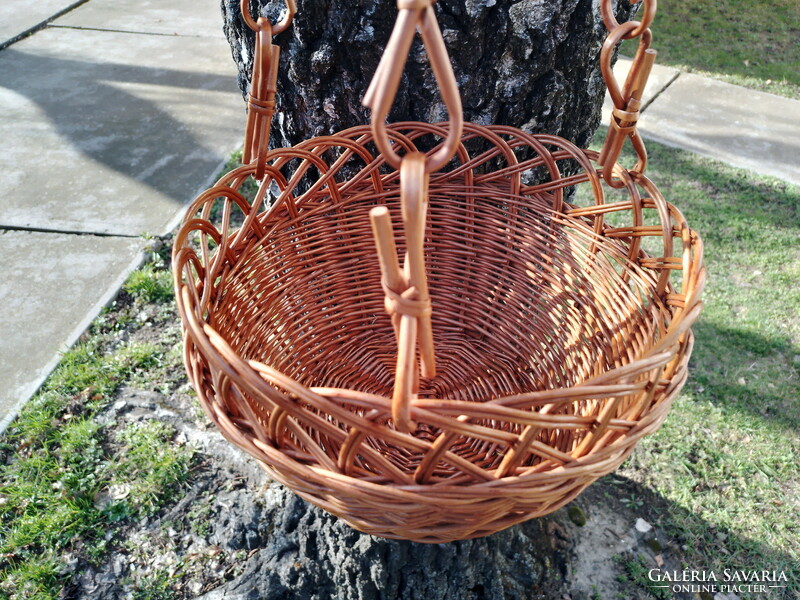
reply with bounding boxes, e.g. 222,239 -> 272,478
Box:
362,0 -> 463,172
363,0 -> 455,431
598,0 -> 657,187
240,0 -> 297,179
598,21 -> 655,187
369,153 -> 435,433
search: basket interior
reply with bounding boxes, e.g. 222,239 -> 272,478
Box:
202,173 -> 665,473
173,120 -> 697,481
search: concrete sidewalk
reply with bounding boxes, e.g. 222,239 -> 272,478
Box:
1,3 -> 798,430
0,0 -> 244,429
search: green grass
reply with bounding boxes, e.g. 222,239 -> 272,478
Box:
614,555 -> 672,600
106,421 -> 193,521
130,569 -> 178,600
0,266 -> 193,600
586,129 -> 800,588
124,264 -> 174,304
621,0 -> 800,99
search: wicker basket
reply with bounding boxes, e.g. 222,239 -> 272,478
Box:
173,0 -> 704,543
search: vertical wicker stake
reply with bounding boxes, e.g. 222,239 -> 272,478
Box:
369,152 -> 434,433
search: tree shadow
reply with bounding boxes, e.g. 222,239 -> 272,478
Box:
572,474 -> 799,600
0,44 -> 241,232
689,319 -> 800,433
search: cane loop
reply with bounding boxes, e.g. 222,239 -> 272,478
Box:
600,0 -> 656,39
598,0 -> 657,188
241,0 -> 296,179
363,0 -> 463,173
240,0 -> 296,35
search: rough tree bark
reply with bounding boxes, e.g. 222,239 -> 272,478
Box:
198,482 -> 574,600
222,0 -> 635,150
208,1 -> 636,597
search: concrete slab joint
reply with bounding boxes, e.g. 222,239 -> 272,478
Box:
0,0 -> 90,49
0,0 -> 246,427
0,231 -> 146,430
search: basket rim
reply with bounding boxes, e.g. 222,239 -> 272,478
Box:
172,121 -> 706,492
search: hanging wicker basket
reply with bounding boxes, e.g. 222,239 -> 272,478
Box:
173,0 -> 704,543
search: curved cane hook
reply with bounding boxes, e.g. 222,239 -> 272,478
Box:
599,20 -> 656,187
363,0 -> 463,173
240,0 -> 296,34
600,0 -> 656,39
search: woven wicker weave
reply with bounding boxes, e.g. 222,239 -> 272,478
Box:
173,121 -> 705,542
173,0 -> 704,543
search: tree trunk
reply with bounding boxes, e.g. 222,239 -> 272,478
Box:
198,483 -> 573,600
209,0 -> 636,597
222,0 -> 636,150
